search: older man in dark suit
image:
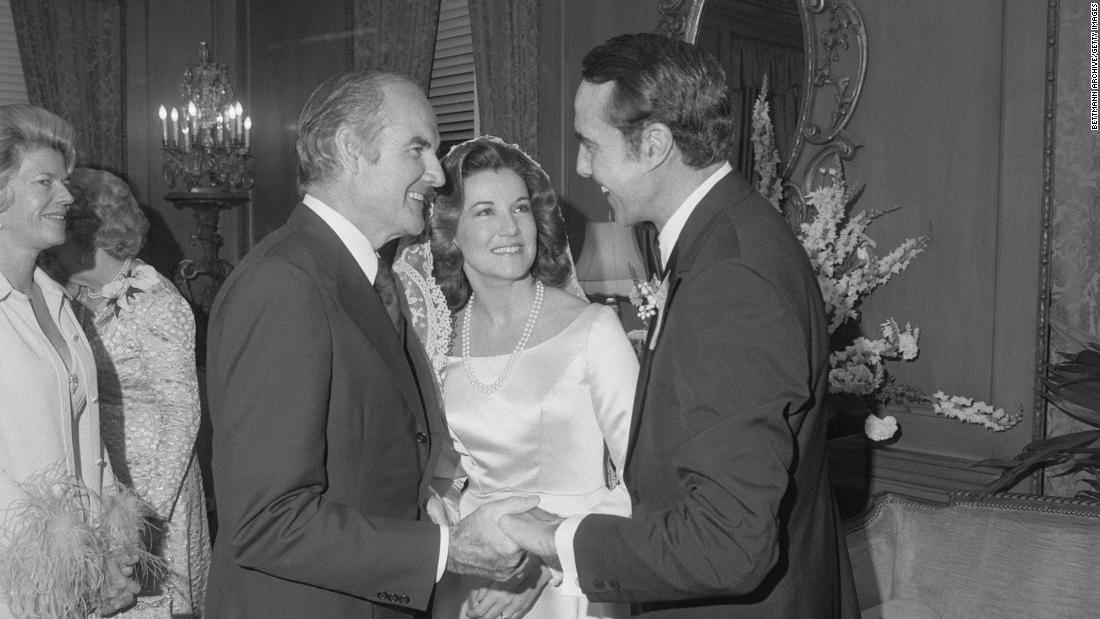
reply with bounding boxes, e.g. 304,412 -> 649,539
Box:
205,70 -> 534,618
502,34 -> 858,617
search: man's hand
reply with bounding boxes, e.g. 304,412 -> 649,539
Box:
499,507 -> 564,568
465,557 -> 554,619
448,495 -> 539,581
95,550 -> 141,616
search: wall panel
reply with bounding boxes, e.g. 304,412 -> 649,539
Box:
842,1 -> 1044,472
244,0 -> 351,242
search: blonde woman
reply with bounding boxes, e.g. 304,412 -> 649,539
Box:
0,104 -> 139,618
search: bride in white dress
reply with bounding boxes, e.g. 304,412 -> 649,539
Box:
396,136 -> 638,619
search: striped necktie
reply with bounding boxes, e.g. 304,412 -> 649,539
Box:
374,259 -> 405,334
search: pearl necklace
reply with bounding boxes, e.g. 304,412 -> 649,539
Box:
85,257 -> 133,299
462,280 -> 544,394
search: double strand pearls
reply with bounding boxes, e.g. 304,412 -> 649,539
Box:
461,280 -> 544,394
85,257 -> 133,299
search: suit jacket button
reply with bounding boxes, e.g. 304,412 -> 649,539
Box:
592,579 -> 606,590
416,432 -> 428,444
376,591 -> 388,600
630,490 -> 640,502
609,579 -> 621,591
400,595 -> 410,604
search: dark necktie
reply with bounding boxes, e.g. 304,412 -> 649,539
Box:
374,259 -> 406,334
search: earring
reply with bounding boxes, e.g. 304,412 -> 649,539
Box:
80,254 -> 90,266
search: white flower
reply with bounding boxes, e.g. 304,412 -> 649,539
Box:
629,275 -> 662,321
129,264 -> 158,289
864,414 -> 898,441
897,329 -> 919,360
751,117 -> 1011,435
99,264 -> 158,313
930,392 -> 1021,431
798,172 -> 928,335
750,78 -> 783,210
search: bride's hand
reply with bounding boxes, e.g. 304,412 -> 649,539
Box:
425,488 -> 454,526
464,557 -> 552,619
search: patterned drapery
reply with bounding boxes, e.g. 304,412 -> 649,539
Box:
1045,0 -> 1100,496
11,0 -> 125,174
469,0 -> 539,155
352,0 -> 440,91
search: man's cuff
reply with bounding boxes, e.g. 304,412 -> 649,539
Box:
437,524 -> 449,582
553,514 -> 585,596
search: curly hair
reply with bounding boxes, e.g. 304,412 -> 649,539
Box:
581,33 -> 734,168
0,105 -> 76,213
65,168 -> 148,260
431,136 -> 572,311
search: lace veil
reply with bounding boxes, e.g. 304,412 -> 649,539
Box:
394,136 -> 586,384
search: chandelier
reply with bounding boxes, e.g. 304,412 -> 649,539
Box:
157,42 -> 253,192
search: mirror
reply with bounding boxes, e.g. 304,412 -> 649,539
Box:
664,0 -> 805,182
657,0 -> 867,220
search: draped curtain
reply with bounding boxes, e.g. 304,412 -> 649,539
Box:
1045,0 -> 1100,496
11,0 -> 125,174
469,0 -> 539,155
352,0 -> 440,92
698,19 -> 804,181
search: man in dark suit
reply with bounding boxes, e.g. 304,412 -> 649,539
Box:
205,70 -> 534,618
502,34 -> 858,617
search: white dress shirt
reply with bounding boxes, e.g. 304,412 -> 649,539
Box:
656,162 -> 733,271
302,194 -> 379,283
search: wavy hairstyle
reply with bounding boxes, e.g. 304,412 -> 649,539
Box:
65,168 -> 148,260
581,33 -> 734,168
295,70 -> 413,194
431,136 -> 571,311
0,105 -> 76,213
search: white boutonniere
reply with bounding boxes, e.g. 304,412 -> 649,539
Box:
628,266 -> 671,352
98,264 -> 158,313
628,264 -> 668,323
646,277 -> 670,350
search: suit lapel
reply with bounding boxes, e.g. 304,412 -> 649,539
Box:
290,207 -> 424,418
622,175 -> 756,474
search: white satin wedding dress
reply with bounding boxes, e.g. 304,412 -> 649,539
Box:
433,303 -> 637,619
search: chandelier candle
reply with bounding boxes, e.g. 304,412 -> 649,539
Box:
157,42 -> 253,192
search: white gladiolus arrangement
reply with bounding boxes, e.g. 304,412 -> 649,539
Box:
750,84 -> 1020,440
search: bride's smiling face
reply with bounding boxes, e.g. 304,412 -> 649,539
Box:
455,168 -> 538,286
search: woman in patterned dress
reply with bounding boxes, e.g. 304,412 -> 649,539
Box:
43,167 -> 210,617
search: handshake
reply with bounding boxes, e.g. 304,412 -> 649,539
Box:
437,495 -> 565,581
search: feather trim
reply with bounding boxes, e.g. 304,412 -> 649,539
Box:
0,466 -> 165,617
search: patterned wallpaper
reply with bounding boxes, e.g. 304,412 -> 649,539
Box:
1045,0 -> 1100,496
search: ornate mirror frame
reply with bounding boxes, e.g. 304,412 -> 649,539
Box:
656,0 -> 868,221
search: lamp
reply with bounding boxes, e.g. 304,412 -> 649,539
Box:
575,219 -> 647,299
157,42 -> 252,192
